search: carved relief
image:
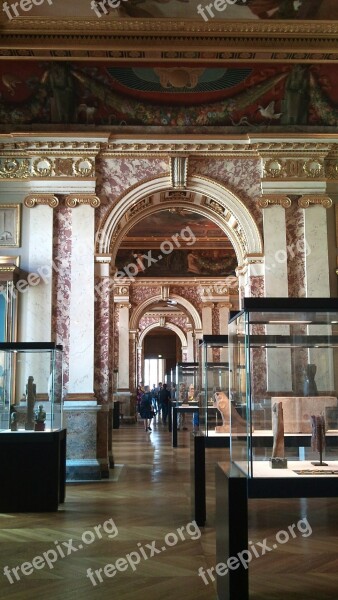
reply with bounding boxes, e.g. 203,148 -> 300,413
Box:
0,158 -> 30,179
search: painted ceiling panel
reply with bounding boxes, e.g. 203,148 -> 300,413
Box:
1,61 -> 338,127
8,0 -> 338,20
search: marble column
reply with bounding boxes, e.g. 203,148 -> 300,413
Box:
187,329 -> 195,361
260,199 -> 292,393
63,196 -> 101,480
94,256 -> 113,474
218,302 -> 231,363
114,282 -> 133,421
300,196 -> 334,391
202,302 -> 214,361
18,197 -> 56,399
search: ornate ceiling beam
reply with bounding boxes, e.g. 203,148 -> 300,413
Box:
1,19 -> 338,63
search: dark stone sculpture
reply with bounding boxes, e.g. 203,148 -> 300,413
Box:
303,363 -> 318,396
311,414 -> 327,466
25,375 -> 36,430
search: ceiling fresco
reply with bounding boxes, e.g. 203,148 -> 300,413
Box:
8,0 -> 338,20
1,60 -> 338,128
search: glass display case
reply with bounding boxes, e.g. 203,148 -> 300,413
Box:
0,342 -> 63,432
228,298 -> 338,478
199,335 -> 230,436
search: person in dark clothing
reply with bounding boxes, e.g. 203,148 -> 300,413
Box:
140,385 -> 154,432
159,383 -> 171,425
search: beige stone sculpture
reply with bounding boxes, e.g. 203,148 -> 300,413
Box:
270,401 -> 287,468
213,391 -> 248,433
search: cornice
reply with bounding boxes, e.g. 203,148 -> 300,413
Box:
1,19 -> 338,63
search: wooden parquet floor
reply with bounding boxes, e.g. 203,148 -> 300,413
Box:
1,418 -> 338,600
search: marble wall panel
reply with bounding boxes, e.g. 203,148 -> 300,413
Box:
285,200 -> 306,297
52,205 -> 72,388
94,275 -> 110,403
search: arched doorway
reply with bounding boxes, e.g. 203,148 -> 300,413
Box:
97,174 -> 263,416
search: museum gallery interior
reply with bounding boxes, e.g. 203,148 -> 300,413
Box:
0,2 -> 338,599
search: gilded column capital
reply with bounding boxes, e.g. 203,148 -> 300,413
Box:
298,195 -> 332,209
24,194 -> 59,208
217,302 -> 232,309
65,194 -> 100,208
202,302 -> 214,309
258,195 -> 291,209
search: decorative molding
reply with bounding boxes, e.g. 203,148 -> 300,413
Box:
263,157 -> 325,180
65,195 -> 100,208
127,197 -> 153,220
303,158 -> 324,179
114,286 -> 130,296
2,19 -> 338,66
258,195 -> 291,209
298,195 -> 332,209
32,156 -> 53,177
203,197 -> 228,216
24,194 -> 59,208
95,254 -> 112,265
170,155 -> 188,189
0,158 -> 30,179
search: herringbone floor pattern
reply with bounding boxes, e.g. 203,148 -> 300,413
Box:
1,417 -> 338,599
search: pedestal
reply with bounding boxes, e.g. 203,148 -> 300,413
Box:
0,429 -> 66,512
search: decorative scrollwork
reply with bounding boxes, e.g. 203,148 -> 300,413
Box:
24,195 -> 59,208
258,195 -> 291,209
303,158 -> 323,178
73,158 -> 95,177
298,195 -> 332,209
0,158 -> 30,179
65,195 -> 100,208
32,157 -> 53,177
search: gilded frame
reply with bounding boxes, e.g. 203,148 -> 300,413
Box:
0,205 -> 21,248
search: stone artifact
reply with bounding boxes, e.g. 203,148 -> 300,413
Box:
213,391 -> 248,433
35,404 -> 46,431
311,414 -> 327,466
270,402 -> 287,468
303,363 -> 318,396
25,375 -> 36,430
10,408 -> 18,431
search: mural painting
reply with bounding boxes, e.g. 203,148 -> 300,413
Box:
1,61 -> 338,127
116,248 -> 237,277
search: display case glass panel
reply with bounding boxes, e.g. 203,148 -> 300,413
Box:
199,335 -> 229,436
176,362 -> 199,405
0,343 -> 63,432
228,298 -> 338,477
